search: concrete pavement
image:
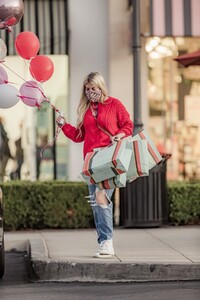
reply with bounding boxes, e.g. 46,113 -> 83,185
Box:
4,226 -> 200,282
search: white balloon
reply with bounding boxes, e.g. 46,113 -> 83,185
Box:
0,38 -> 7,61
0,84 -> 19,108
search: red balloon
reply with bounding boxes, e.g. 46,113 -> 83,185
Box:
15,31 -> 40,59
29,55 -> 54,82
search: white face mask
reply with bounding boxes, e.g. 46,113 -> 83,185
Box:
85,88 -> 102,102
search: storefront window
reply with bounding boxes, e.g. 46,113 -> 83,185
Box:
146,37 -> 200,181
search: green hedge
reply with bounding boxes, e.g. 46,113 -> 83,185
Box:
0,181 -> 94,230
167,181 -> 200,225
1,180 -> 200,230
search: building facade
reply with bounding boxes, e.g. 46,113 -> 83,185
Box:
1,0 -> 200,182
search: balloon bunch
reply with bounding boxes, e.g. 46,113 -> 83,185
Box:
0,35 -> 51,109
0,0 -> 56,111
0,0 -> 64,157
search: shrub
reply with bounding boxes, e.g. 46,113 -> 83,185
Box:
1,181 -> 94,230
168,181 -> 200,225
1,180 -> 200,230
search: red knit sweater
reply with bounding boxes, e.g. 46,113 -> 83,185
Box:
61,97 -> 134,158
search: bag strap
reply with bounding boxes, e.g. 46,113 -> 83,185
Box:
90,105 -> 113,138
97,124 -> 113,139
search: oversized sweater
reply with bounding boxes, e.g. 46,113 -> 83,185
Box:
61,97 -> 134,158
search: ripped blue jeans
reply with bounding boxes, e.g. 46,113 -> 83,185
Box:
88,184 -> 114,244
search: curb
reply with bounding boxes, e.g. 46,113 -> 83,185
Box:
28,239 -> 200,283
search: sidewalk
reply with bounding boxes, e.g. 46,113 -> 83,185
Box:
4,226 -> 200,282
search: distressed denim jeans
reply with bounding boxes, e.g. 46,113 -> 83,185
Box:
88,184 -> 114,244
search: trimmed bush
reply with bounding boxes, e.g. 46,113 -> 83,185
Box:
1,181 -> 94,230
1,180 -> 200,230
168,181 -> 200,225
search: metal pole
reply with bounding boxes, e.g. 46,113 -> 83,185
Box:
132,0 -> 143,134
52,110 -> 57,180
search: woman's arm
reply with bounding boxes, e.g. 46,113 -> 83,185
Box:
56,115 -> 85,143
61,123 -> 85,143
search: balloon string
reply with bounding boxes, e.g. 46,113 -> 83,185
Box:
8,27 -> 15,43
7,26 -> 14,35
40,124 -> 64,158
44,98 -> 61,113
19,95 -> 38,100
1,62 -> 27,83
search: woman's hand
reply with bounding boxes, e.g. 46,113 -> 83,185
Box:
111,132 -> 125,143
56,114 -> 66,127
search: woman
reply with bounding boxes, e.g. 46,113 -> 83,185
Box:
56,72 -> 134,258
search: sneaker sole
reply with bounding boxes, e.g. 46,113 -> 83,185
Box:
93,253 -> 115,258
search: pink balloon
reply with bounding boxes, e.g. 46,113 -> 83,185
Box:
0,65 -> 8,84
19,80 -> 45,107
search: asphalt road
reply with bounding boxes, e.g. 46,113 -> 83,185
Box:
0,252 -> 199,300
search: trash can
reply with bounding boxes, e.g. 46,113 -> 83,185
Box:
119,154 -> 171,228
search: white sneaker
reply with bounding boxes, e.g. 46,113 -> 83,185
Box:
94,239 -> 115,258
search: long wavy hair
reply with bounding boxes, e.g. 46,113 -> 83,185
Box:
76,72 -> 108,133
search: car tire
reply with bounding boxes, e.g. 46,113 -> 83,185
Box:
0,186 -> 5,279
0,234 -> 5,279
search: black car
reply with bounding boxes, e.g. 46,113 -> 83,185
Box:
0,187 -> 5,278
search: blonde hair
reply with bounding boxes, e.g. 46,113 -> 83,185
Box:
76,72 -> 108,131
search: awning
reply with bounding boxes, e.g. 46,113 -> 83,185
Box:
149,0 -> 200,37
0,0 -> 68,55
174,50 -> 200,67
